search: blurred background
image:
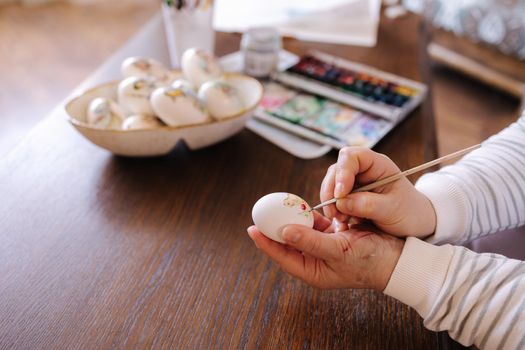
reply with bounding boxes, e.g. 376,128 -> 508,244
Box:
0,0 -> 523,156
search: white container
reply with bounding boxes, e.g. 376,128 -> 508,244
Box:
161,1 -> 215,68
241,27 -> 281,78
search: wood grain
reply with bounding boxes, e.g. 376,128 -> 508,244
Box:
0,12 -> 451,350
0,1 -> 157,156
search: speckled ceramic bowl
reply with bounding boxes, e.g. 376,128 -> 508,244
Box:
65,72 -> 263,156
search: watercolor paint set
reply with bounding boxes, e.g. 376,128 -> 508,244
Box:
253,51 -> 427,149
272,51 -> 427,122
256,82 -> 392,149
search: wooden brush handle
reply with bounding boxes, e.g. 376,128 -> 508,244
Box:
311,143 -> 481,210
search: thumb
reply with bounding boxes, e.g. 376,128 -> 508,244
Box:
280,225 -> 340,260
336,192 -> 392,221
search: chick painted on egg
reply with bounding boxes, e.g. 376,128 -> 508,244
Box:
252,192 -> 314,243
87,97 -> 126,129
198,80 -> 245,120
181,48 -> 223,88
122,114 -> 164,130
117,76 -> 157,116
150,86 -> 209,127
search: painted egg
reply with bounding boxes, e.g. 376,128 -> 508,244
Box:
171,79 -> 195,92
121,56 -> 170,81
117,76 -> 157,116
86,97 -> 126,129
150,86 -> 209,127
181,48 -> 223,88
252,192 -> 314,243
198,80 -> 245,119
122,115 -> 164,130
156,71 -> 180,86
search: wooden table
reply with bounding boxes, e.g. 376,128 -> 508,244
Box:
0,12 -> 457,349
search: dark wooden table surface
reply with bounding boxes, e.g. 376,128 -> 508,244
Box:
0,12 -> 455,349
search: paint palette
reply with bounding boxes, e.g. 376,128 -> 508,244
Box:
255,82 -> 393,149
272,51 -> 427,122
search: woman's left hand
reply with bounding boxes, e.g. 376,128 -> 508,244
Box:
247,212 -> 404,291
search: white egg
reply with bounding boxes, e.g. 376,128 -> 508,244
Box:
121,56 -> 170,81
86,97 -> 126,129
117,76 -> 157,116
150,86 -> 209,127
252,192 -> 314,243
122,115 -> 164,130
198,80 -> 245,120
156,71 -> 180,87
181,48 -> 223,88
171,79 -> 195,92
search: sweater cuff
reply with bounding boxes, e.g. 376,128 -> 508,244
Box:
383,237 -> 454,317
415,173 -> 469,244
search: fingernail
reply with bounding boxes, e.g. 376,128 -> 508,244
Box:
281,228 -> 300,243
334,182 -> 344,197
247,228 -> 260,248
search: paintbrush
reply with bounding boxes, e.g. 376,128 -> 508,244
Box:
310,143 -> 481,211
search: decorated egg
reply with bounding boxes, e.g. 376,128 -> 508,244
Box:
157,71 -> 181,86
252,192 -> 314,243
150,86 -> 209,127
121,57 -> 170,81
117,76 -> 157,116
86,97 -> 126,129
198,80 -> 245,119
181,48 -> 223,88
122,114 -> 164,130
171,79 -> 195,92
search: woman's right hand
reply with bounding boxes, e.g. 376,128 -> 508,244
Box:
321,147 -> 436,238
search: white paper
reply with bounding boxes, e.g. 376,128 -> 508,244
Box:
214,0 -> 381,47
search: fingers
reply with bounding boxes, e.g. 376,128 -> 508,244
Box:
335,192 -> 391,221
334,148 -> 369,223
247,226 -> 307,279
313,211 -> 332,232
335,148 -> 360,198
281,224 -> 340,260
351,151 -> 400,187
335,147 -> 400,197
320,164 -> 337,219
320,164 -> 348,222
334,219 -> 349,232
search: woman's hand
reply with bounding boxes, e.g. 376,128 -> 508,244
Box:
321,147 -> 436,238
247,212 -> 404,291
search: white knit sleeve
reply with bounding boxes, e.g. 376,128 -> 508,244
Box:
384,237 -> 525,349
415,114 -> 525,245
